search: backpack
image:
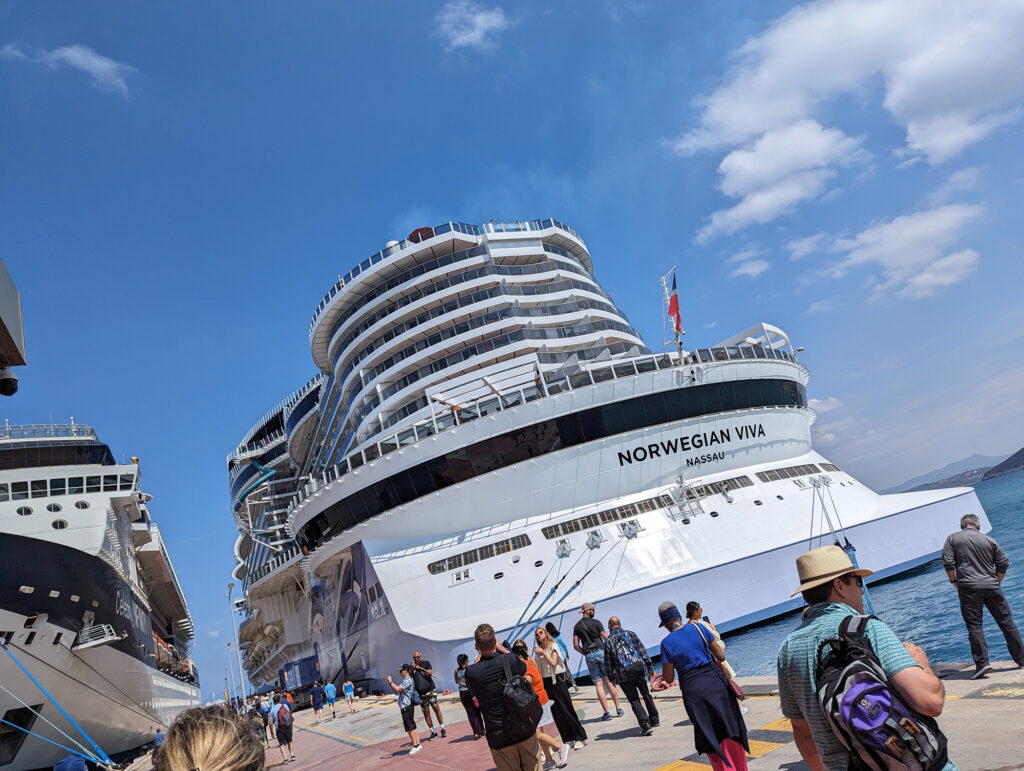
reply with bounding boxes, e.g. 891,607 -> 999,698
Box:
499,654 -> 542,740
609,630 -> 647,681
276,704 -> 293,729
815,615 -> 948,771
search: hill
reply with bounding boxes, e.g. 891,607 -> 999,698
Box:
883,453 -> 1007,494
982,446 -> 1024,481
906,467 -> 992,492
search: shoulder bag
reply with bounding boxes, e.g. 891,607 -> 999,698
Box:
694,622 -> 745,701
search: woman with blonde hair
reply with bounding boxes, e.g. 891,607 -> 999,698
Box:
534,625 -> 587,750
153,704 -> 265,771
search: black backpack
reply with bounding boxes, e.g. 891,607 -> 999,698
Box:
815,615 -> 948,771
499,654 -> 542,740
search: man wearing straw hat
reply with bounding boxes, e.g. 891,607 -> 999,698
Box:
776,545 -> 954,771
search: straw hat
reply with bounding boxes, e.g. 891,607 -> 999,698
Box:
791,545 -> 872,597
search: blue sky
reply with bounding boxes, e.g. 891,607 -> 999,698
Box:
3,0 -> 1023,698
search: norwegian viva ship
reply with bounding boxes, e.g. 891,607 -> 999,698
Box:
227,219 -> 988,695
0,422 -> 199,769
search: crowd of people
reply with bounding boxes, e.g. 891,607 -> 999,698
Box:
136,514 -> 1019,771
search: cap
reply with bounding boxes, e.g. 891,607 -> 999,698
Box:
580,602 -> 595,614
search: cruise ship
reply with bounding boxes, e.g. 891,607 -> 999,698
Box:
0,422 -> 199,769
227,219 -> 988,695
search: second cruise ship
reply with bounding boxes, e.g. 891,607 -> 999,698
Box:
226,219 -> 987,694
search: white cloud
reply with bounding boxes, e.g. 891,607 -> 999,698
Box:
728,258 -> 770,278
806,299 -> 833,313
1,43 -> 135,96
787,231 -> 827,260
434,1 -> 511,51
831,203 -> 983,299
810,396 -> 842,413
696,120 -> 863,241
208,629 -> 221,639
726,246 -> 765,263
928,167 -> 981,205
674,0 -> 1024,162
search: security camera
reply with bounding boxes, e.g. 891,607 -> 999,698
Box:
0,368 -> 17,397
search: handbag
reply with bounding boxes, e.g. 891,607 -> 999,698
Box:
694,622 -> 745,701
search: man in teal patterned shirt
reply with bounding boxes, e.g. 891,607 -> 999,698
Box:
777,546 -> 956,771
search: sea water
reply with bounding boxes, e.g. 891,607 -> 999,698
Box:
721,470 -> 1024,675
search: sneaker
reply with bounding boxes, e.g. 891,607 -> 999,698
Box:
616,709 -> 624,717
600,712 -> 611,721
440,728 -> 447,738
649,718 -> 660,728
572,740 -> 586,750
543,761 -> 556,770
429,730 -> 438,740
290,756 -> 296,762
972,664 -> 993,679
557,744 -> 570,767
409,744 -> 422,755
640,723 -> 654,737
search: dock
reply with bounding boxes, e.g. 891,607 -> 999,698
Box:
129,661 -> 1024,770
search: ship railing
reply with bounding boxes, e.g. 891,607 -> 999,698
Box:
228,375 -> 325,464
74,624 -> 122,650
0,422 -> 98,440
287,343 -> 804,521
246,544 -> 301,587
308,219 -> 588,338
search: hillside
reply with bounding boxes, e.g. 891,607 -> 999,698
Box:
883,453 -> 1007,494
982,446 -> 1024,481
907,466 -> 992,492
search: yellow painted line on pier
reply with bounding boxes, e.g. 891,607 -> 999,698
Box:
945,694 -> 963,700
759,716 -> 793,732
747,739 -> 787,757
654,761 -> 712,771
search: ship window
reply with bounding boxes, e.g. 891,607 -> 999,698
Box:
11,481 -> 28,500
91,600 -> 99,607
70,595 -> 80,602
31,480 -> 47,498
120,474 -> 134,490
0,483 -> 6,501
493,572 -> 504,580
46,503 -> 62,513
68,477 -> 84,494
74,501 -> 90,510
50,478 -> 66,496
18,586 -> 33,594
53,632 -> 63,646
777,495 -> 784,500
103,475 -> 118,491
86,476 -> 101,493
709,510 -> 719,517
754,500 -> 763,506
51,519 -> 68,530
48,590 -> 59,598
534,560 -> 543,567
16,506 -> 32,516
24,632 -> 35,645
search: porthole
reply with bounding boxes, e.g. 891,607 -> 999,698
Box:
16,506 -> 32,516
534,560 -> 544,568
493,572 -> 504,580
51,519 -> 68,530
47,503 -> 62,513
70,594 -> 80,603
48,590 -> 60,598
18,586 -> 34,594
754,500 -> 763,506
510,555 -> 520,565
74,500 -> 90,510
709,511 -> 719,517
777,495 -> 784,500
682,518 -> 691,525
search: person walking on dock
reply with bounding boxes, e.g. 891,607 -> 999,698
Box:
454,653 -> 485,739
778,545 -> 953,771
387,665 -> 423,756
573,602 -> 623,720
659,602 -> 749,771
467,623 -> 544,771
545,622 -> 578,692
411,651 -> 447,739
323,680 -> 337,719
309,680 -> 325,724
942,513 -> 1024,678
343,678 -> 356,713
602,616 -> 659,736
534,626 -> 587,750
513,640 -> 569,768
270,693 -> 296,764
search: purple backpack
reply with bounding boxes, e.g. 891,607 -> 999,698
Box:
815,615 -> 947,771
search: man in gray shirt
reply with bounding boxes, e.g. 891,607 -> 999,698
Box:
942,513 -> 1024,678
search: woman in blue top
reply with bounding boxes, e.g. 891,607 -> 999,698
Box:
658,602 -> 749,771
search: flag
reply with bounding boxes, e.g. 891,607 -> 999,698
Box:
667,274 -> 682,334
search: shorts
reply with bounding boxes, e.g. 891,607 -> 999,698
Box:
538,701 -> 554,728
276,724 -> 293,745
312,700 -> 323,711
345,692 -> 354,701
418,689 -> 438,707
326,697 -> 336,706
585,650 -> 607,681
401,704 -> 417,732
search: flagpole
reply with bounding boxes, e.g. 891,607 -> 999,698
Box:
659,267 -> 684,362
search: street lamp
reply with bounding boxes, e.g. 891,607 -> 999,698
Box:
226,582 -> 247,706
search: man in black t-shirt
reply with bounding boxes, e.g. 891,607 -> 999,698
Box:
411,651 -> 446,738
573,601 -> 622,720
465,623 -> 542,771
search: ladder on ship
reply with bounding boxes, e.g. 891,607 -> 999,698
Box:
666,474 -> 706,523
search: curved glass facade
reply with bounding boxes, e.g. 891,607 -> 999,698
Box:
296,376 -> 807,554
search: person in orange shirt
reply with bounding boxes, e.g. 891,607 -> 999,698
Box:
513,640 -> 568,769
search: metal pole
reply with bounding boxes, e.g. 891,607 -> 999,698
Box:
227,583 -> 247,707
225,659 -> 236,708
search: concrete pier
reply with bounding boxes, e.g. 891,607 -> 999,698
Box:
129,662 -> 1024,770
